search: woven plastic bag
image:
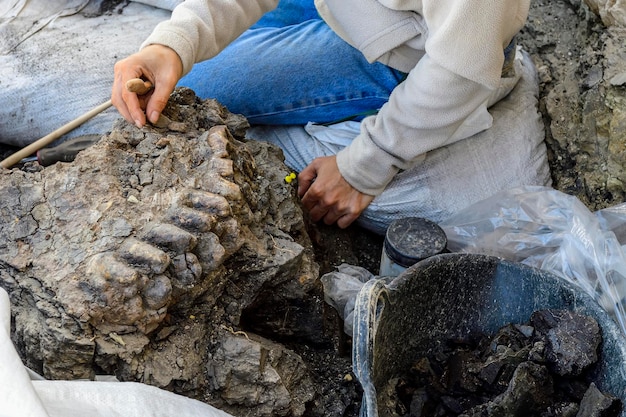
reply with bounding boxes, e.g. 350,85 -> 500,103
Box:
248,49 -> 551,234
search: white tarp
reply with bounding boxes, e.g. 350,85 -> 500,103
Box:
0,0 -> 176,147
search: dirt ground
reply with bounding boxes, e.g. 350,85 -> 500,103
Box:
283,222 -> 384,417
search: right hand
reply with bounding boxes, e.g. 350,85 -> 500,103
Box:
298,156 -> 375,229
112,44 -> 183,127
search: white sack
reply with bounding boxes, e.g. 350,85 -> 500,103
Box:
0,288 -> 49,417
0,1 -> 171,147
248,50 -> 552,234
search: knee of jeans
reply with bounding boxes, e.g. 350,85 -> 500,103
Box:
252,0 -> 320,28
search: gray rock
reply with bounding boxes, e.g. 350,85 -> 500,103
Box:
518,0 -> 626,210
0,88 -> 319,416
577,382 -> 621,416
584,0 -> 626,27
531,309 -> 601,376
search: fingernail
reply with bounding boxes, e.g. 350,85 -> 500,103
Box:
134,119 -> 142,128
149,111 -> 159,123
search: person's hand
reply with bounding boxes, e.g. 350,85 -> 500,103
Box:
298,156 -> 375,229
112,44 -> 183,128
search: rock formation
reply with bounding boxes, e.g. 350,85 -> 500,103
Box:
519,0 -> 626,209
0,88 -> 323,416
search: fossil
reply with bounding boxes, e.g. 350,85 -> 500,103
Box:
0,88 -> 319,416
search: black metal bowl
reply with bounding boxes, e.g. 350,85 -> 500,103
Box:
353,253 -> 626,417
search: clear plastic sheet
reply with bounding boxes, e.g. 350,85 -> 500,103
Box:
321,264 -> 377,336
322,186 -> 626,336
440,185 -> 626,334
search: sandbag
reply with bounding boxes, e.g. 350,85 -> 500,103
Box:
248,49 -> 551,234
0,0 -> 172,147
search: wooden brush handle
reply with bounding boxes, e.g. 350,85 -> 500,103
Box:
0,78 -> 152,169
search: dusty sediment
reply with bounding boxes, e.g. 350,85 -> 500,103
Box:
518,0 -> 626,209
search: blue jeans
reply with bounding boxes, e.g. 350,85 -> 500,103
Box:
177,0 -> 406,125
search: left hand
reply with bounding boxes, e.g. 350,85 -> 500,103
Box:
298,156 -> 375,229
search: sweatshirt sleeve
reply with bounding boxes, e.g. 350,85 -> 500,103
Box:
423,0 -> 529,88
335,0 -> 530,196
335,54 -> 496,196
141,0 -> 280,76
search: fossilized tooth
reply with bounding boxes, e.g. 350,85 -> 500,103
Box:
142,222 -> 199,254
0,87 -> 318,398
0,112 -> 252,337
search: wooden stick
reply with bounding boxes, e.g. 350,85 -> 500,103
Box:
0,78 -> 153,169
1,100 -> 112,169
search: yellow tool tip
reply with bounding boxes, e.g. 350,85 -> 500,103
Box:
284,172 -> 297,183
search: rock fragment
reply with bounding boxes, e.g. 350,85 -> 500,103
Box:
382,310 -> 620,417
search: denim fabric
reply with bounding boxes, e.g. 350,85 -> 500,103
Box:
501,37 -> 517,78
177,0 -> 406,125
251,0 -> 320,27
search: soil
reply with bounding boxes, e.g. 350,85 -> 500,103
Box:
289,222 -> 384,417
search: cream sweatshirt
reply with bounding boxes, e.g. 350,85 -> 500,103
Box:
142,0 -> 530,195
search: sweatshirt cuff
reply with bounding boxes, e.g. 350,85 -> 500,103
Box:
335,131 -> 401,196
141,27 -> 196,76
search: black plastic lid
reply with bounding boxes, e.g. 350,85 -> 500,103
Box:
383,217 -> 447,268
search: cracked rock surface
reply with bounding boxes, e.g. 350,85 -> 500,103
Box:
0,88 -> 328,416
518,0 -> 626,209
